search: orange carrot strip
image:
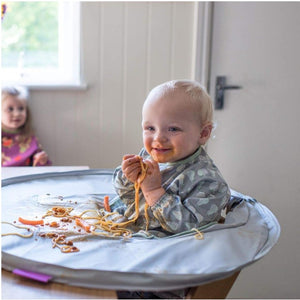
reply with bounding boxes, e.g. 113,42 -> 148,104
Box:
18,217 -> 44,226
75,218 -> 91,232
104,195 -> 111,212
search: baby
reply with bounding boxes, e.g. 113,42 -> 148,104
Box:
112,80 -> 230,234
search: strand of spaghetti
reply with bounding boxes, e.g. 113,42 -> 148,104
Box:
1,221 -> 34,238
1,232 -> 33,238
92,227 -> 132,238
139,159 -> 150,231
80,210 -> 129,231
43,206 -> 73,218
77,209 -> 111,218
51,235 -> 79,253
93,219 -> 132,235
191,228 -> 204,240
139,158 -> 150,230
60,245 -> 79,253
144,203 -> 150,231
2,221 -> 31,230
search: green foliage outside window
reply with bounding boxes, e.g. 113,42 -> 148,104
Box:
1,2 -> 58,68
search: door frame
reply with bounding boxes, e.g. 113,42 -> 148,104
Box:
193,2 -> 213,91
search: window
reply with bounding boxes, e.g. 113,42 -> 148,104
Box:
1,1 -> 82,88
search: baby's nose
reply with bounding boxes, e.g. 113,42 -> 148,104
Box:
154,130 -> 168,142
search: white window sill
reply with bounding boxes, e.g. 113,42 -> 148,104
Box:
2,80 -> 88,91
25,82 -> 88,91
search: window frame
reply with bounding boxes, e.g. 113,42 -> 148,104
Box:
1,2 -> 85,89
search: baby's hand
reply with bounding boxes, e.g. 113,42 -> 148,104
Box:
141,160 -> 161,191
33,151 -> 48,166
141,160 -> 165,206
122,155 -> 143,183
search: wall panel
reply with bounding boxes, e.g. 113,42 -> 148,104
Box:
123,3 -> 148,156
30,2 -> 196,168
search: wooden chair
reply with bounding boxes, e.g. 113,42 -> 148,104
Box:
186,271 -> 240,299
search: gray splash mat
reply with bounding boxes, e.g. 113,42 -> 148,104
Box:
1,169 -> 280,291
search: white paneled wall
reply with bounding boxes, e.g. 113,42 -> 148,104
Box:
30,2 -> 197,168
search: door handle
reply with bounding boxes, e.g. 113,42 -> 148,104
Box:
215,76 -> 242,109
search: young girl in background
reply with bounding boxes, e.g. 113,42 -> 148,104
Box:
2,86 -> 51,166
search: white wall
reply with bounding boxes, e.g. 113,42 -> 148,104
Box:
29,2 -> 196,169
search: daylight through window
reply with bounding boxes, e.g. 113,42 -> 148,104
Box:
1,1 -> 81,87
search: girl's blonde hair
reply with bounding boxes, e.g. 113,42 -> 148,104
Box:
2,86 -> 33,141
147,80 -> 214,127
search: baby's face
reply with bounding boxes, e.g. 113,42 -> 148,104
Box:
2,96 -> 27,131
142,90 -> 203,163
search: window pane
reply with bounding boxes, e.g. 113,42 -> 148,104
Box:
1,2 -> 58,69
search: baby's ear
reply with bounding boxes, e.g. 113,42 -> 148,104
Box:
199,123 -> 213,144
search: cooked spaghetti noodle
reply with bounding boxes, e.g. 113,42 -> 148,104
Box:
1,221 -> 33,238
43,206 -> 74,218
191,228 -> 204,240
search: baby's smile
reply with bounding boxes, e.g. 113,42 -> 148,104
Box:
153,147 -> 170,152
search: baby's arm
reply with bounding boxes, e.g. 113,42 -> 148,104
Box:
139,158 -> 230,232
150,175 -> 230,233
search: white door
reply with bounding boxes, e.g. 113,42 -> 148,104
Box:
208,2 -> 300,299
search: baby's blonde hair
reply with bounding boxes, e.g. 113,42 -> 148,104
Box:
1,86 -> 33,140
147,80 -> 213,127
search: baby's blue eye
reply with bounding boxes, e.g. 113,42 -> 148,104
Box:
169,127 -> 179,132
146,126 -> 155,131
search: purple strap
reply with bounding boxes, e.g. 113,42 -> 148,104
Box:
13,269 -> 52,283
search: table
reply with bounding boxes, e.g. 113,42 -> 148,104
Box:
2,269 -> 116,299
1,166 -> 117,299
1,166 -> 90,180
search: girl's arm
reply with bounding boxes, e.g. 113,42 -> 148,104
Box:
33,151 -> 51,166
32,138 -> 52,166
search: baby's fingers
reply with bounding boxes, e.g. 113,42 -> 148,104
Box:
122,155 -> 140,170
123,154 -> 136,161
143,159 -> 159,175
125,166 -> 140,181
